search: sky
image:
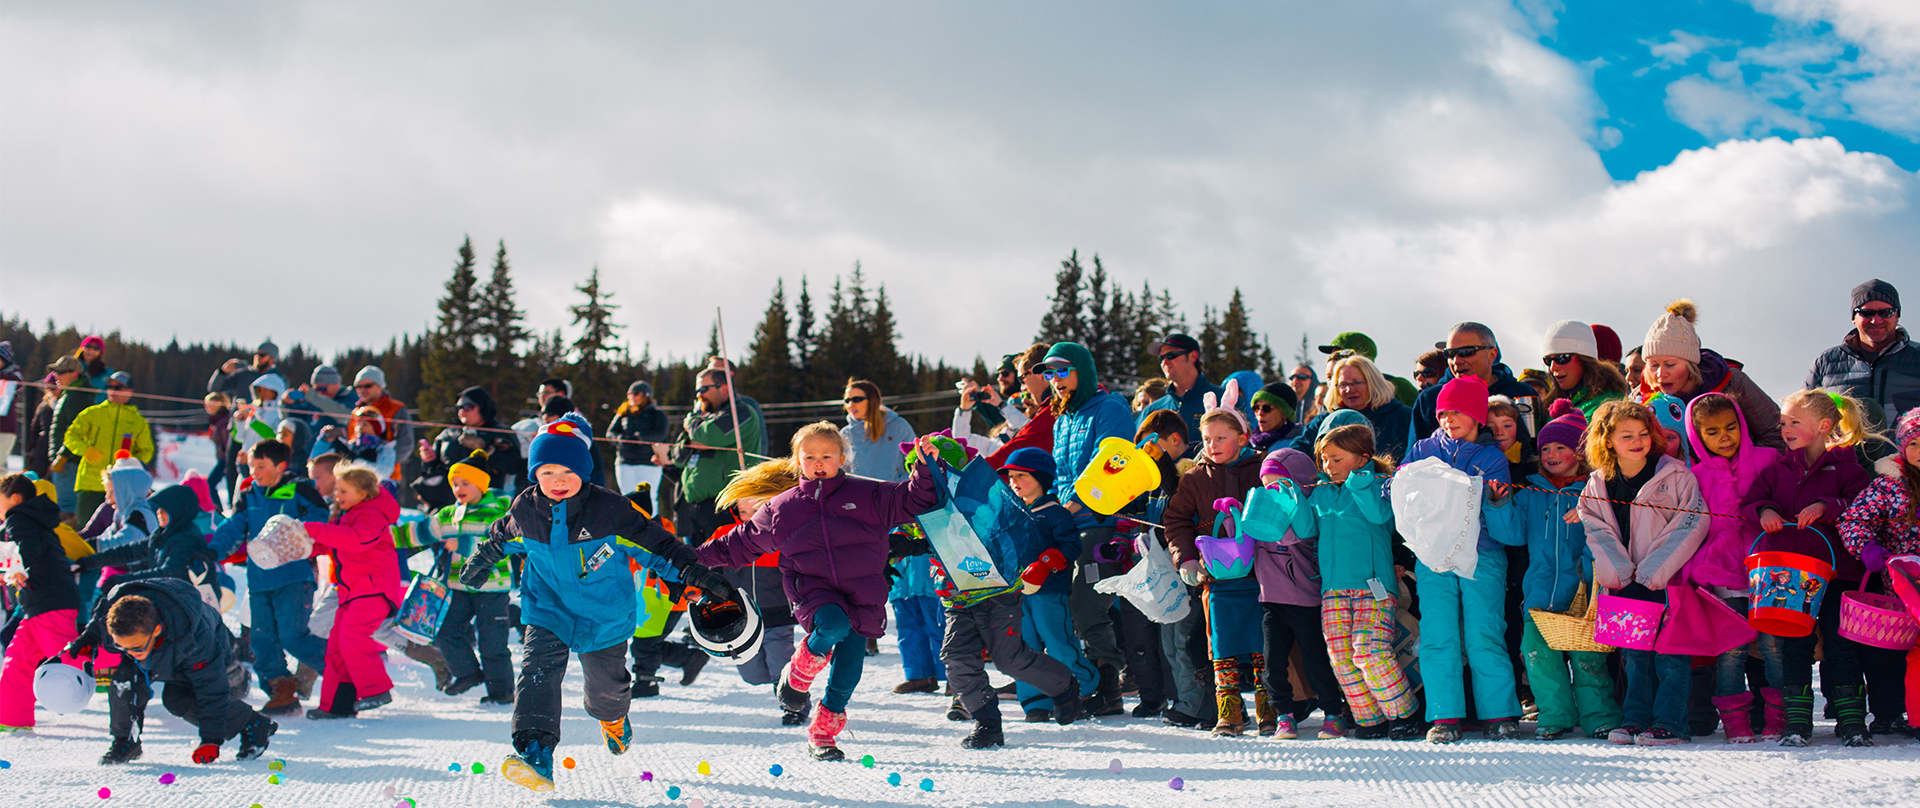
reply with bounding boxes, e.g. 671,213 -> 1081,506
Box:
3,0 -> 1917,398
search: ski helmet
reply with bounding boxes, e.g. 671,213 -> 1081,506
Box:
34,662 -> 93,714
688,590 -> 764,660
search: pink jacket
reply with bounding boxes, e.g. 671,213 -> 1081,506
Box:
306,489 -> 404,606
1580,455 -> 1711,591
1679,393 -> 1780,589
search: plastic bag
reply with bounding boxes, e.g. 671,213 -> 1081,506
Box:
1094,532 -> 1191,623
247,515 -> 314,570
1389,457 -> 1481,580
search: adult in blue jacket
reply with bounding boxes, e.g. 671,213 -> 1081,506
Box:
206,440 -> 330,711
1409,322 -> 1540,446
1039,341 -> 1132,714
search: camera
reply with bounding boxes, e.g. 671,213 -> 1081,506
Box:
970,390 -> 992,402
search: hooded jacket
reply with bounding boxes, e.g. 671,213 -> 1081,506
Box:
74,578 -> 237,747
1045,342 -> 1136,528
305,487 -> 404,607
1401,430 -> 1515,553
1581,455 -> 1710,591
1487,472 -> 1594,611
1839,462 -> 1920,558
79,463 -> 160,573
697,459 -> 940,639
3,493 -> 80,616
1743,445 -> 1873,581
1290,400 -> 1415,464
605,402 -> 669,466
471,483 -> 696,651
1165,449 -> 1262,569
1289,468 -> 1397,593
1679,392 -> 1782,589
416,386 -> 526,508
1252,449 -> 1323,606
208,473 -> 330,591
233,373 -> 287,452
843,407 -> 917,483
136,486 -> 217,586
1409,364 -> 1537,449
1805,328 -> 1920,422
62,400 -> 154,492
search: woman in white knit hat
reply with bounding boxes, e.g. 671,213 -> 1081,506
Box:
1540,320 -> 1631,419
1641,300 -> 1784,449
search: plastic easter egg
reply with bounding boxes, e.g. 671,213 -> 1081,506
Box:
1169,777 -> 1184,790
97,787 -> 110,799
666,786 -> 682,799
919,778 -> 934,792
1109,758 -> 1123,774
268,759 -> 285,771
860,754 -> 875,768
562,757 -> 576,769
471,762 -> 484,774
641,771 -> 654,781
158,773 -> 176,784
887,773 -> 901,786
689,800 -> 705,808
697,761 -> 710,775
268,774 -> 281,785
383,785 -> 397,799
769,764 -> 783,777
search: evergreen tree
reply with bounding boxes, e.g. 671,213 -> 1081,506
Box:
1296,332 -> 1311,369
866,283 -> 907,395
567,266 -> 624,418
741,279 -> 794,403
475,239 -> 531,403
420,236 -> 485,419
1217,288 -> 1257,374
793,275 -> 816,387
1083,256 -> 1112,375
1035,250 -> 1086,346
1196,304 -> 1222,377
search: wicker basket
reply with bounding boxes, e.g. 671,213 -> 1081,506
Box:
1529,580 -> 1618,653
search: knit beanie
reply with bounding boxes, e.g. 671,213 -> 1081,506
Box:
999,447 -> 1057,488
1434,375 -> 1491,426
1852,278 -> 1899,311
1541,320 -> 1598,360
0,341 -> 12,367
80,335 -> 105,351
1535,399 -> 1588,452
256,341 -> 280,361
1322,408 -> 1370,433
449,449 -> 492,491
1259,447 -> 1316,487
1642,300 -> 1702,365
311,365 -> 342,387
529,415 -> 596,482
1251,382 -> 1298,420
354,365 -> 387,389
1590,324 -> 1623,364
1895,409 -> 1920,454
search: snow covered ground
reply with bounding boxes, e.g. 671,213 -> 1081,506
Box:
3,630 -> 1918,808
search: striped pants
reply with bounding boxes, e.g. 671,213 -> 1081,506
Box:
1322,590 -> 1415,725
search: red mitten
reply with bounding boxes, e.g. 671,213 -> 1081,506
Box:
192,743 -> 220,764
1019,548 -> 1070,594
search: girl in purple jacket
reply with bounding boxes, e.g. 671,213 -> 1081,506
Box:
697,422 -> 942,761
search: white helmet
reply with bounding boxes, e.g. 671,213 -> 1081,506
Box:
34,662 -> 93,714
688,591 -> 764,661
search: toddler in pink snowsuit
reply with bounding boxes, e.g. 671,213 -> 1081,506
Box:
303,463 -> 402,719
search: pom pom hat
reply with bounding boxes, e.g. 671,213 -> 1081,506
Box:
1642,299 -> 1702,365
529,415 -> 595,483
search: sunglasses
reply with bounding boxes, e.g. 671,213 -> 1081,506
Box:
1040,367 -> 1073,381
843,395 -> 868,404
1158,351 -> 1188,363
354,382 -> 379,389
1252,404 -> 1279,414
696,385 -> 718,395
1413,369 -> 1441,380
1442,345 -> 1491,360
1288,374 -> 1312,382
1542,353 -> 1579,367
1855,306 -> 1899,320
456,403 -> 478,411
106,383 -> 128,391
114,629 -> 158,654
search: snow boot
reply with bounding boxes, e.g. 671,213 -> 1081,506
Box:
631,674 -> 662,699
894,678 -> 938,694
677,644 -> 709,686
1484,719 -> 1525,740
943,696 -> 967,723
1321,715 -> 1350,739
1387,715 -> 1424,741
1092,663 -> 1125,716
444,672 -> 485,696
808,707 -> 848,761
1534,726 -> 1570,741
1714,692 -> 1757,743
1024,709 -> 1053,723
354,691 -> 393,712
99,737 -> 142,765
1254,691 -> 1278,737
1834,685 -> 1872,747
1869,715 -> 1913,739
502,736 -> 555,792
263,677 -> 301,716
1780,685 -> 1814,747
780,643 -> 833,714
1052,677 -> 1085,726
1132,699 -> 1164,719
294,663 -> 320,700
480,692 -> 515,706
603,717 -> 633,755
1759,687 -> 1786,742
961,707 -> 1005,749
1426,720 -> 1463,744
404,641 -> 453,692
1635,727 -> 1688,746
236,715 -> 278,760
1211,661 -> 1244,736
1162,708 -> 1202,728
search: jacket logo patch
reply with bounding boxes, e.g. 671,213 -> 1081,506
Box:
842,503 -> 858,510
577,527 -> 594,542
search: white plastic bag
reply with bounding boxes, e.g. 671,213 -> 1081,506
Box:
248,514 -> 314,570
1095,532 -> 1191,624
1390,457 -> 1481,580
0,540 -> 24,578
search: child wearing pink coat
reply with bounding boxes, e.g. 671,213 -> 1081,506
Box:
303,464 -> 403,719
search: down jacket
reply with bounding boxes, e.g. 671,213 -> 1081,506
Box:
1580,455 -> 1710,591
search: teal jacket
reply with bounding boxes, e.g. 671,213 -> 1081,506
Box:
1289,469 -> 1396,593
1487,472 -> 1592,612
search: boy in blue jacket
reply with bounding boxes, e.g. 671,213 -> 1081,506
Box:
207,439 -> 330,716
1400,375 -> 1522,743
462,416 -> 735,792
1001,448 -> 1101,724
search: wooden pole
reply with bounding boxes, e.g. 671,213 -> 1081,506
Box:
715,307 -> 748,470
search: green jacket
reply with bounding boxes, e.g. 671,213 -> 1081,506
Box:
677,403 -> 762,503
392,489 -> 514,591
62,400 -> 153,492
51,389 -> 94,457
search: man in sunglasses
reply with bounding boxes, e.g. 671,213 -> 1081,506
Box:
673,369 -> 763,543
1142,333 -> 1222,457
207,340 -> 281,400
1409,323 -> 1539,447
1806,279 -> 1919,427
60,371 -> 153,524
350,365 -> 415,475
68,577 -> 278,765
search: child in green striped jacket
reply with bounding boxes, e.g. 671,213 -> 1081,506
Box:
392,450 -> 516,704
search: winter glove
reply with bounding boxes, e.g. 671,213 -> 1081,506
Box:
50,455 -> 69,474
192,743 -> 220,764
1020,548 -> 1070,594
885,564 -> 903,585
683,564 -> 737,603
458,541 -> 505,589
61,641 -> 96,662
1178,559 -> 1205,587
888,531 -> 930,559
1860,541 -> 1893,574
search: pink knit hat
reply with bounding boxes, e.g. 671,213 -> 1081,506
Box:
1434,375 -> 1490,426
1897,409 -> 1920,454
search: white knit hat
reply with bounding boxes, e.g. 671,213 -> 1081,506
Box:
1642,300 -> 1702,365
354,365 -> 387,389
1541,320 -> 1598,360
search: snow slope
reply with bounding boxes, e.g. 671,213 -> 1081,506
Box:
3,630 -> 1917,808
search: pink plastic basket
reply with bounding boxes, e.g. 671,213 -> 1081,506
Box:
1838,574 -> 1920,650
1593,592 -> 1664,651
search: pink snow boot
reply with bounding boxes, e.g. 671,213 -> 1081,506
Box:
783,643 -> 833,694
807,707 -> 848,761
1758,687 -> 1786,742
1713,692 -> 1757,743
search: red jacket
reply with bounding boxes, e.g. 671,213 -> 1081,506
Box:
985,408 -> 1055,468
306,489 -> 404,605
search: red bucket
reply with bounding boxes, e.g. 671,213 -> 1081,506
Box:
1744,528 -> 1836,639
